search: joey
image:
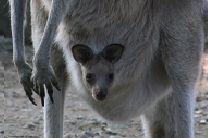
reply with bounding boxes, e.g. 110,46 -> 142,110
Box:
72,44 -> 124,101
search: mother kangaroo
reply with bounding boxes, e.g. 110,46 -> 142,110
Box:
10,0 -> 208,138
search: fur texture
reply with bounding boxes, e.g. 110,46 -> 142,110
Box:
10,0 -> 207,138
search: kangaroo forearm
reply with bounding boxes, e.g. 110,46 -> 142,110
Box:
10,0 -> 27,66
34,0 -> 68,68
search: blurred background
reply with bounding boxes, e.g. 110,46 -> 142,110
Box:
1,0 -> 208,138
0,0 -> 31,44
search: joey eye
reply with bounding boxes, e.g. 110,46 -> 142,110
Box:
86,74 -> 92,79
109,73 -> 114,79
86,73 -> 94,82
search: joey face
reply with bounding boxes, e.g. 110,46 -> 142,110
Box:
72,44 -> 124,101
82,59 -> 114,101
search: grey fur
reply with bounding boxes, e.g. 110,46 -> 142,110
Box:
10,0 -> 208,138
204,0 -> 208,41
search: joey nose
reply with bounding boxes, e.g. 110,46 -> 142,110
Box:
92,87 -> 107,101
96,92 -> 106,101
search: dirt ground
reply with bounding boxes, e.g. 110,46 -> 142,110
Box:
1,36 -> 208,138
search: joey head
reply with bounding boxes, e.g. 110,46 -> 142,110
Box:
72,44 -> 124,101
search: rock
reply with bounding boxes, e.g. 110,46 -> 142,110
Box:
23,122 -> 36,129
199,120 -> 207,125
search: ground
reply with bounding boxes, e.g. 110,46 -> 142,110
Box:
1,36 -> 208,138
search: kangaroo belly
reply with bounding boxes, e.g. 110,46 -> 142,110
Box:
53,0 -> 169,122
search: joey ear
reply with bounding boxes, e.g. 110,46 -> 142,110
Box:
72,44 -> 93,65
102,44 -> 124,63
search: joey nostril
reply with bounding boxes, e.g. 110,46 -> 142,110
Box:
96,90 -> 107,101
96,92 -> 106,101
98,92 -> 105,96
109,73 -> 114,79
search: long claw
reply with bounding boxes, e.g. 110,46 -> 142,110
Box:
22,81 -> 32,95
30,66 -> 60,106
31,101 -> 37,106
31,76 -> 38,95
51,78 -> 61,91
41,96 -> 44,107
22,81 -> 37,106
47,84 -> 54,104
29,97 -> 37,106
39,84 -> 45,107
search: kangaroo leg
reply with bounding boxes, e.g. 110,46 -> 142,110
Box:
142,21 -> 203,138
31,1 -> 67,137
44,47 -> 67,138
160,12 -> 203,138
141,94 -> 176,138
141,58 -> 175,138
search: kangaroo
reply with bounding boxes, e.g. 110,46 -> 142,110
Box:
9,0 -> 207,138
